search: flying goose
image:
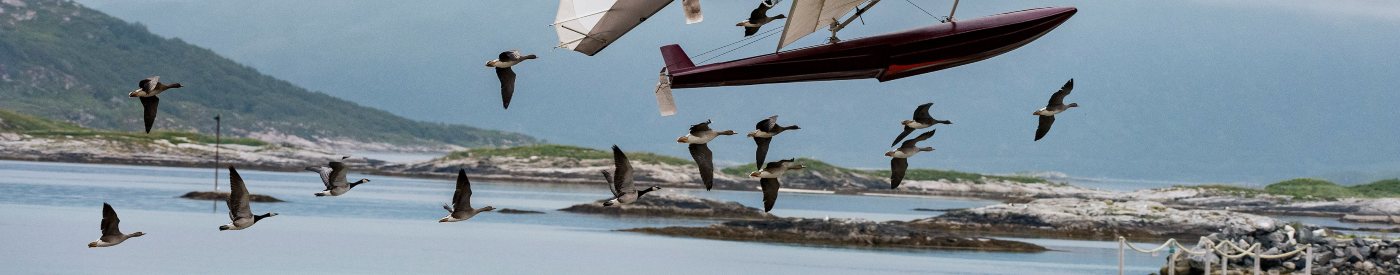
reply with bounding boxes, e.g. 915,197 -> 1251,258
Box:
88,203 -> 144,248
677,119 -> 737,190
747,115 -> 800,170
737,0 -> 786,36
220,167 -> 277,231
1033,79 -> 1077,141
306,160 -> 371,197
601,145 -> 661,206
682,0 -> 703,24
127,76 -> 183,133
485,50 -> 538,109
886,130 -> 936,189
440,169 -> 495,222
749,158 -> 805,212
891,102 -> 951,147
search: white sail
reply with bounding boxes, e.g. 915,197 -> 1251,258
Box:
554,0 -> 676,56
776,0 -> 870,50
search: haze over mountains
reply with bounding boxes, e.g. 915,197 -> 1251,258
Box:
51,0 -> 1400,183
0,0 -> 535,150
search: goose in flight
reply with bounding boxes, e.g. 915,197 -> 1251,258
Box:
486,50 -> 538,109
737,0 -> 786,36
677,119 -> 737,190
88,203 -> 144,248
886,130 -> 936,189
601,145 -> 661,206
747,115 -> 800,170
219,167 -> 277,231
127,76 -> 183,133
891,102 -> 951,147
1033,79 -> 1077,141
440,169 -> 495,222
750,158 -> 805,212
306,160 -> 371,197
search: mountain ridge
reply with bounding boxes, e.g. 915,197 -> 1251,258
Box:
0,0 -> 534,151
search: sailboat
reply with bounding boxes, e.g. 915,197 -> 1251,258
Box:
652,1 -> 1077,115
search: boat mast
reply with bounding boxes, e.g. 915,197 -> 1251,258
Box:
828,0 -> 881,44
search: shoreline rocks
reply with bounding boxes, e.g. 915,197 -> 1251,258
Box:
559,193 -> 773,220
625,218 -> 1046,252
910,198 -> 1282,242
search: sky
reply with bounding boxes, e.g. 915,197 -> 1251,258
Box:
74,0 -> 1400,184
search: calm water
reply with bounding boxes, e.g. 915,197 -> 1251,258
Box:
0,160 -> 1172,274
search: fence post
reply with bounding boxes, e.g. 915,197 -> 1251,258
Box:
1118,238 -> 1125,275
1304,246 -> 1312,275
1221,250 -> 1228,274
1168,249 -> 1177,275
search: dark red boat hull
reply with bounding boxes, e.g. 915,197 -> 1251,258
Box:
662,7 -> 1077,89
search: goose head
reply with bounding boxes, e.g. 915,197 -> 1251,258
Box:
646,186 -> 662,192
355,178 -> 371,184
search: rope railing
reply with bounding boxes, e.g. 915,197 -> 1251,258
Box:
1117,236 -> 1313,275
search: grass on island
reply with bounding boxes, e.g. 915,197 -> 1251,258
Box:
1183,178 -> 1400,200
444,144 -> 692,166
1,109 -> 266,146
720,158 -> 1049,184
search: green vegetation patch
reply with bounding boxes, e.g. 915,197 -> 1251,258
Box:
1263,178 -> 1360,200
2,108 -> 265,146
446,144 -> 691,166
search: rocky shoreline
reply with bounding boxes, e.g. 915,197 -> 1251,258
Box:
560,193 -> 774,220
179,191 -> 285,203
625,218 -> 1047,252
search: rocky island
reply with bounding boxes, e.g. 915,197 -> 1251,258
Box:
179,191 -> 284,203
625,218 -> 1046,252
560,192 -> 773,220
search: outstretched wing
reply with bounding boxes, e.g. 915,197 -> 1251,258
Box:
912,102 -> 934,123
1048,79 -> 1074,107
900,129 -> 936,148
1035,116 -> 1055,141
890,126 -> 915,147
890,158 -> 908,189
228,167 -> 253,220
689,144 -> 714,190
749,1 -> 771,22
139,76 -> 158,92
753,137 -> 772,170
140,96 -> 159,133
611,145 -> 635,194
101,203 -> 123,237
306,166 -> 333,189
453,169 -> 472,212
328,161 -> 349,188
755,115 -> 778,132
688,119 -> 712,135
760,178 -> 780,212
496,68 -> 516,109
601,170 -> 620,197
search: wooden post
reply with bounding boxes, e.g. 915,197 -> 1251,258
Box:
1304,246 -> 1312,275
1118,238 -> 1125,275
212,114 -> 220,213
1221,251 -> 1228,274
1168,250 -> 1177,275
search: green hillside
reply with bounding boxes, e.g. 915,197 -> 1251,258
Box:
1186,178 -> 1400,200
1,108 -> 266,146
0,0 -> 534,148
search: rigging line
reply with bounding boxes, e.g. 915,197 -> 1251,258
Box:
904,0 -> 938,20
698,27 -> 784,64
690,27 -> 783,60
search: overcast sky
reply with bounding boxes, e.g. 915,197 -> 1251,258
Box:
77,0 -> 1400,184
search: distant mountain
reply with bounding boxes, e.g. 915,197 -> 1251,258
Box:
0,0 -> 534,150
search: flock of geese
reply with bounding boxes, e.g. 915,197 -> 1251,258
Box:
97,1 -> 1082,248
98,76 -> 1079,248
